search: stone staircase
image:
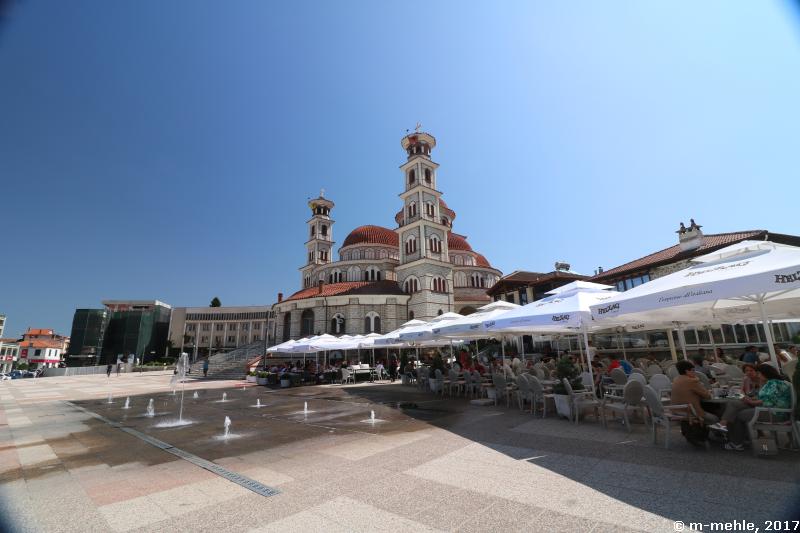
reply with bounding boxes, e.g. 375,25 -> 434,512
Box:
189,341 -> 266,380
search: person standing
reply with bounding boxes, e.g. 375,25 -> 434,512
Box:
202,358 -> 209,378
106,362 -> 113,377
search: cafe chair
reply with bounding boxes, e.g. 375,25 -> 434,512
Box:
747,386 -> 800,456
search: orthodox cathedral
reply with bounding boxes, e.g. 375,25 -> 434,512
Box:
272,130 -> 502,343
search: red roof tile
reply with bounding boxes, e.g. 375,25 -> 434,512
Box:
342,225 -> 398,248
448,232 -> 473,252
284,280 -> 406,302
474,253 -> 491,268
591,231 -> 767,281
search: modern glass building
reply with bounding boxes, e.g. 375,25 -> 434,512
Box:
100,301 -> 172,364
67,309 -> 109,363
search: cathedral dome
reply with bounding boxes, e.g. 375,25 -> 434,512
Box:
475,253 -> 491,267
447,232 -> 473,252
342,225 -> 399,248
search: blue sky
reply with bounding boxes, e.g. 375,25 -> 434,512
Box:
1,1 -> 799,337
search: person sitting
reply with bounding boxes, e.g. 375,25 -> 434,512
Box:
776,344 -> 796,380
671,360 -> 718,425
691,355 -> 713,377
607,354 -> 632,375
714,363 -> 792,451
741,363 -> 761,397
740,346 -> 759,364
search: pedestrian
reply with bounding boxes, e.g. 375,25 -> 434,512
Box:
203,358 -> 209,378
106,363 -> 113,377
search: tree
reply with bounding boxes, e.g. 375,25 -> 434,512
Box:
210,297 -> 221,307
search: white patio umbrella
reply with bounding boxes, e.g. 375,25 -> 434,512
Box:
266,339 -> 297,353
589,240 -> 800,366
398,312 -> 464,342
484,281 -> 622,392
374,319 -> 428,346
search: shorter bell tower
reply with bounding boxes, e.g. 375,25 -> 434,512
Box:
300,191 -> 335,289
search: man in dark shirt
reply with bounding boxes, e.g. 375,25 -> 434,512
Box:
740,346 -> 759,364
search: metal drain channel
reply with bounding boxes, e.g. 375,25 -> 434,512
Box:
65,401 -> 280,498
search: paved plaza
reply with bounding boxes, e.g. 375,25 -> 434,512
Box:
0,373 -> 798,532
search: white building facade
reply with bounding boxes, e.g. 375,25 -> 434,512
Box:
168,306 -> 274,360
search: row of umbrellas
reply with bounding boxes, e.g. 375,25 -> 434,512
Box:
268,240 -> 800,380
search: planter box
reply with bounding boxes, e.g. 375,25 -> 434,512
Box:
280,379 -> 291,388
554,394 -> 572,420
246,375 -> 256,383
256,377 -> 267,386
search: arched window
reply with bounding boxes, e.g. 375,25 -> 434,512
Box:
330,313 -> 345,334
310,226 -> 316,237
408,311 -> 415,320
408,169 -> 416,184
364,266 -> 381,281
378,249 -> 388,259
425,202 -> 435,217
455,255 -> 464,265
432,277 -> 447,293
441,217 -> 449,226
364,312 -> 381,333
470,272 -> 482,288
329,269 -> 343,284
301,309 -> 314,336
403,277 -> 419,293
282,313 -> 291,340
428,235 -> 442,253
364,249 -> 375,260
454,271 -> 467,287
304,276 -> 311,288
424,168 -> 432,184
321,225 -> 328,236
407,202 -> 417,219
308,251 -> 314,263
347,266 -> 361,281
405,235 -> 417,255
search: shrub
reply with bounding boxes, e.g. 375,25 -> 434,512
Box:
553,356 -> 583,394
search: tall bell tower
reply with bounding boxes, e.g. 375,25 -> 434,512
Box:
394,127 -> 454,320
300,191 -> 335,289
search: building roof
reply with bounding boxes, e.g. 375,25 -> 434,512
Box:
19,340 -> 64,349
341,225 -> 399,248
0,338 -> 20,344
24,328 -> 54,336
590,230 -> 800,281
486,270 -> 588,297
284,280 -> 406,302
474,253 -> 491,268
447,232 -> 473,252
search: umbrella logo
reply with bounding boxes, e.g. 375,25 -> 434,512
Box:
551,314 -> 570,322
596,303 -> 620,315
774,270 -> 800,284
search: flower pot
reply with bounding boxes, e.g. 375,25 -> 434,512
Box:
256,377 -> 267,386
280,378 -> 291,388
554,394 -> 572,420
246,375 -> 256,383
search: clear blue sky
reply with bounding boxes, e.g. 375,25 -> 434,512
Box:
1,1 -> 799,338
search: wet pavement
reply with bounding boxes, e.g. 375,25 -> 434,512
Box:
1,372 -> 798,532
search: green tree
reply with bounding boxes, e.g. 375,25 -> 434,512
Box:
210,297 -> 221,307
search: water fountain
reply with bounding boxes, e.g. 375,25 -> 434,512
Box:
256,399 -> 262,408
223,416 -> 231,439
107,392 -> 113,404
193,391 -> 199,400
222,392 -> 227,402
362,409 -> 385,425
123,397 -> 130,409
146,399 -> 155,417
304,402 -> 309,415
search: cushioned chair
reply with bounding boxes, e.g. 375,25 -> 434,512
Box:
563,378 -> 601,424
747,386 -> 799,455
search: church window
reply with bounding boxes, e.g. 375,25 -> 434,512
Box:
364,312 -> 381,333
408,169 -> 416,184
429,235 -> 442,253
364,266 -> 381,281
424,168 -> 432,184
455,255 -> 464,265
308,251 -> 313,263
330,313 -> 345,334
432,277 -> 447,293
282,313 -> 291,340
310,226 -> 315,237
405,235 -> 417,255
408,311 -> 415,320
407,202 -> 417,218
425,202 -> 435,217
300,309 -> 314,337
378,249 -> 388,259
321,225 -> 328,236
404,277 -> 419,293
365,249 -> 375,260
441,217 -> 449,226
454,272 -> 467,287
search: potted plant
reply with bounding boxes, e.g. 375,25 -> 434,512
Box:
246,370 -> 257,383
280,373 -> 291,388
256,371 -> 268,386
552,356 -> 583,419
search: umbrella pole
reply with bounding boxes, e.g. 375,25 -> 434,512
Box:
757,296 -> 779,367
618,332 -> 627,361
677,327 -> 688,360
577,335 -> 585,370
708,327 -> 719,363
667,329 -> 678,362
501,337 -> 506,366
583,327 -> 595,395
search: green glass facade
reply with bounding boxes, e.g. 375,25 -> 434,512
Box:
101,304 -> 171,363
67,309 -> 109,359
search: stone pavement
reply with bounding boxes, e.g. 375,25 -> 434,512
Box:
1,373 -> 798,532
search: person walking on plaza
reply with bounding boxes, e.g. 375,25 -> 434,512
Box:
106,363 -> 113,377
202,358 -> 209,378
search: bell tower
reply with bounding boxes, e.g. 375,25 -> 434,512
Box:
300,191 -> 335,289
395,127 -> 454,320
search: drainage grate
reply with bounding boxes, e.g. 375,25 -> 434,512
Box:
65,401 -> 280,498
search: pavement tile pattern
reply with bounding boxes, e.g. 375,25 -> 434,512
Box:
1,372 -> 798,532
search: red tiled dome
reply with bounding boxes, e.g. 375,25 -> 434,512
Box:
342,225 -> 399,248
447,232 -> 473,252
474,253 -> 491,268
